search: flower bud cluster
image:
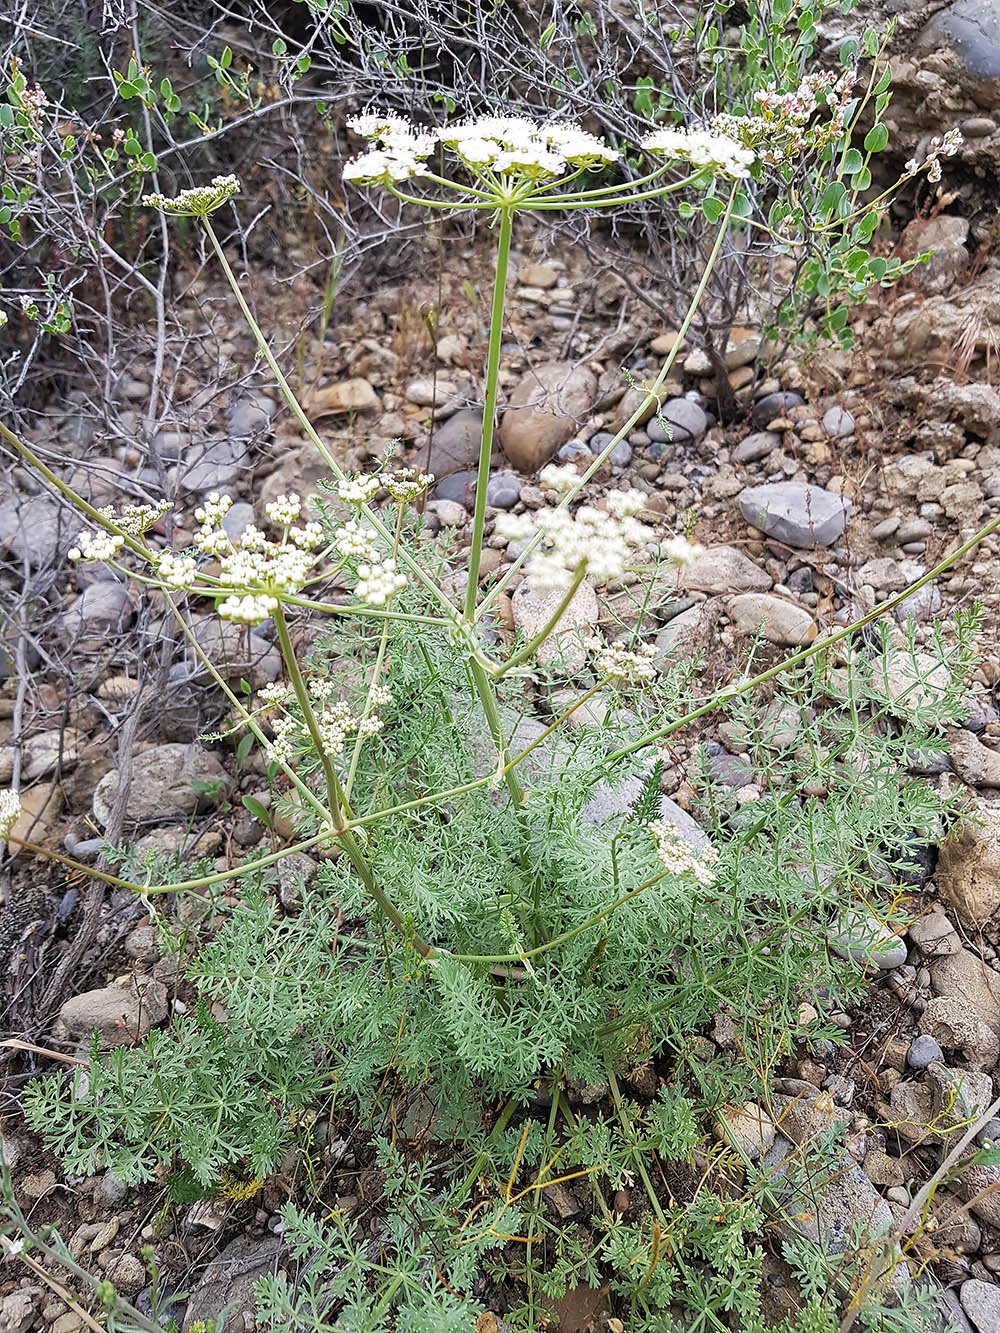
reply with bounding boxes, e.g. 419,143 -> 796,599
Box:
649,819 -> 719,887
142,175 -> 241,217
713,70 -> 857,165
641,127 -> 755,180
590,640 -> 657,682
496,482 -> 655,590
68,501 -> 172,563
904,128 -> 963,183
262,676 -> 390,763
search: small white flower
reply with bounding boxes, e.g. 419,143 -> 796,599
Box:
309,678 -> 336,700
158,552 -> 198,588
369,682 -> 393,708
661,535 -> 704,565
67,529 -> 125,562
0,310 -> 7,329
194,493 -> 234,525
265,493 -> 301,525
217,593 -> 278,624
649,818 -> 719,886
0,789 -> 21,840
335,520 -> 380,561
258,683 -> 290,705
356,714 -> 384,736
642,126 -> 755,179
381,468 -> 434,503
591,639 -> 657,682
539,463 -> 582,496
337,475 -> 381,506
355,558 -> 406,606
289,521 -> 323,550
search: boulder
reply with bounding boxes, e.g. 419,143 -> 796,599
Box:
737,482 -> 851,548
500,362 -> 598,471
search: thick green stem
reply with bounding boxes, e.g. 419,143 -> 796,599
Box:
465,205 -> 514,618
470,658 -> 526,808
272,604 -> 344,827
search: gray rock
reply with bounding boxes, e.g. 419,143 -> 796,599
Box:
907,1034 -> 944,1070
182,1234 -> 284,1332
486,473 -> 521,509
752,391 -> 804,427
647,398 -> 707,444
581,775 -> 709,851
738,482 -> 852,548
557,439 -> 592,462
922,0 -> 1000,85
221,501 -> 255,542
124,925 -> 161,963
0,1288 -> 43,1333
60,976 -> 167,1047
679,545 -> 771,594
937,801 -> 1000,930
920,995 -> 1000,1070
714,1103 -> 775,1160
823,405 -> 855,438
609,439 -> 632,467
704,745 -> 755,788
500,363 -> 598,471
653,602 -> 718,658
189,617 -> 282,689
726,592 -> 816,646
961,1279 -> 1000,1333
829,908 -> 908,971
733,430 -> 780,463
425,410 -> 486,478
894,583 -> 942,625
947,730 -> 1000,790
92,742 -> 231,827
511,580 -> 598,670
228,391 -> 277,437
431,498 -> 467,527
63,582 -> 135,639
175,437 -> 249,493
930,948 -> 1000,1030
0,494 -> 67,569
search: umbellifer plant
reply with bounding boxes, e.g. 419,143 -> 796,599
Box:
0,104 -> 987,1331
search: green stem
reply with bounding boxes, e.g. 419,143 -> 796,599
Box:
465,204 -> 514,619
272,605 -> 343,827
469,658 -> 526,808
477,183 -> 740,622
201,221 -> 455,621
494,564 -> 589,678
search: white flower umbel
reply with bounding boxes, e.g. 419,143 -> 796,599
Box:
344,112 -> 437,185
218,593 -> 278,625
642,127 -> 755,180
258,683 -> 290,706
497,489 -> 654,590
0,789 -> 21,841
355,558 -> 406,606
67,530 -> 124,563
143,175 -> 241,218
335,520 -> 381,562
539,463 -> 582,497
648,819 -> 719,887
158,552 -> 198,589
661,535 -> 705,565
438,116 -> 618,181
337,474 -> 381,506
381,468 -> 434,503
591,640 -> 657,682
265,493 -> 302,526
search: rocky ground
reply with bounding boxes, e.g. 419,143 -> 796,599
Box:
6,1 -> 1000,1327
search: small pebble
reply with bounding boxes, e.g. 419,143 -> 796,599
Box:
907,1034 -> 943,1070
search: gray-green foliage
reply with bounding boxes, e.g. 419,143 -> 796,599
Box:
22,596 -> 979,1328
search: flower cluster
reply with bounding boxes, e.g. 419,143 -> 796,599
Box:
438,116 -> 618,180
345,111 -> 618,188
0,789 -> 20,841
185,491 -> 325,624
355,558 -> 406,606
905,128 -> 963,183
591,639 -> 657,682
0,311 -> 8,329
496,487 -> 654,590
67,501 -> 171,564
142,175 -> 241,217
264,677 -> 387,763
381,468 -> 434,503
19,85 -> 48,123
338,474 -> 382,505
713,70 -> 857,166
343,114 -> 437,186
649,819 -> 719,887
642,127 -> 755,180
660,535 -> 704,565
